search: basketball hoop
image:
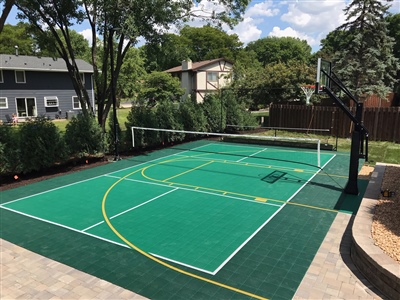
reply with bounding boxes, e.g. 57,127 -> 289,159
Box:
301,85 -> 315,105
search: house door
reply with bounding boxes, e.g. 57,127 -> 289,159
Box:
16,98 -> 36,117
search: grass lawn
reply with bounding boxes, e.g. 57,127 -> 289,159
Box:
257,129 -> 400,166
53,107 -> 131,133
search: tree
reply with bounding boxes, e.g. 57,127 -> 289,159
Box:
136,71 -> 184,107
179,25 -> 243,62
334,0 -> 399,98
317,29 -> 355,61
34,29 -> 91,62
0,0 -> 15,33
141,33 -> 192,72
231,61 -> 315,109
13,0 -> 250,129
386,13 -> 400,60
0,22 -> 35,55
117,47 -> 146,101
246,37 -> 312,67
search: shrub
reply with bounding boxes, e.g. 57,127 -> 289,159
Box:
125,105 -> 158,148
223,90 -> 258,130
202,94 -> 226,132
64,114 -> 105,158
155,100 -> 184,144
0,126 -> 20,174
178,97 -> 207,133
18,117 -> 67,173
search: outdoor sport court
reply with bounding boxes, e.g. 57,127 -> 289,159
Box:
0,139 -> 367,299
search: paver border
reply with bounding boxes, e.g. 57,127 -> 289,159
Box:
351,163 -> 400,300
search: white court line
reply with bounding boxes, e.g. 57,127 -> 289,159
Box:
0,205 -> 131,249
82,188 -> 178,232
150,253 -> 215,275
236,147 -> 268,163
1,143 -> 211,207
211,153 -> 337,274
104,175 -> 282,208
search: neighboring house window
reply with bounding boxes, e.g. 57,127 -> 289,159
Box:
16,97 -> 36,117
72,96 -> 88,109
15,70 -> 26,83
207,72 -> 218,82
44,96 -> 59,107
72,96 -> 81,109
0,70 -> 3,83
0,97 -> 8,109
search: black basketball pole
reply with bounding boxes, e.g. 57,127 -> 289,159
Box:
344,101 -> 364,194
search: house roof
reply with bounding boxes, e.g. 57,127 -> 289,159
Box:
0,54 -> 94,73
165,58 -> 233,73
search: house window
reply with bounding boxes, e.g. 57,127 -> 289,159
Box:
0,70 -> 3,83
72,96 -> 81,109
0,97 -> 8,109
207,72 -> 218,82
44,96 -> 59,107
16,97 -> 36,117
15,70 -> 26,83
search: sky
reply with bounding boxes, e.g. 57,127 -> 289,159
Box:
4,0 -> 400,53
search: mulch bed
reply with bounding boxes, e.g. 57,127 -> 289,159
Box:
371,165 -> 400,263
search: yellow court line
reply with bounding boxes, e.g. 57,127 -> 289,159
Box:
140,160 -> 339,213
102,170 -> 268,300
162,160 -> 214,182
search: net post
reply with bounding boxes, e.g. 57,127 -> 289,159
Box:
317,139 -> 321,168
131,127 -> 135,148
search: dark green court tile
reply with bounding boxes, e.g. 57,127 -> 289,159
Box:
274,286 -> 296,300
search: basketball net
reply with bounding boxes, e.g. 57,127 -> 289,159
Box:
301,85 -> 315,105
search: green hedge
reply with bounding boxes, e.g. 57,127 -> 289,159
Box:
0,115 -> 107,176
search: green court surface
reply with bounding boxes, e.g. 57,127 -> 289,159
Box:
0,140 -> 368,300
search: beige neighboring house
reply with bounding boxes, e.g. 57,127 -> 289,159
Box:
165,58 -> 233,103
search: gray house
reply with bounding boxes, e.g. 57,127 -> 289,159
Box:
0,54 -> 94,123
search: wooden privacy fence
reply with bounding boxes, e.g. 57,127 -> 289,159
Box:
269,105 -> 400,143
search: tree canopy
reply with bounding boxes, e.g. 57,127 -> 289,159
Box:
179,25 -> 243,62
0,22 -> 34,55
11,0 -> 250,129
246,36 -> 312,67
141,25 -> 243,72
333,0 -> 399,98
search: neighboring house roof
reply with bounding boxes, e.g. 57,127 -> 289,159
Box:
0,54 -> 94,73
165,58 -> 233,73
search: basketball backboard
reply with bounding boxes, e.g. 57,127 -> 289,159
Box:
315,58 -> 332,94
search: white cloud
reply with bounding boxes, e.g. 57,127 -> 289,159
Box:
79,28 -> 94,46
268,26 -> 318,46
281,0 -> 347,35
227,17 -> 263,44
227,1 -> 280,44
246,0 -> 280,18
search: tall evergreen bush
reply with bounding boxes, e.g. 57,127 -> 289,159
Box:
155,100 -> 184,144
202,94 -> 226,132
64,114 -> 105,158
178,97 -> 207,133
18,117 -> 67,173
0,126 -> 21,174
125,105 -> 158,148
